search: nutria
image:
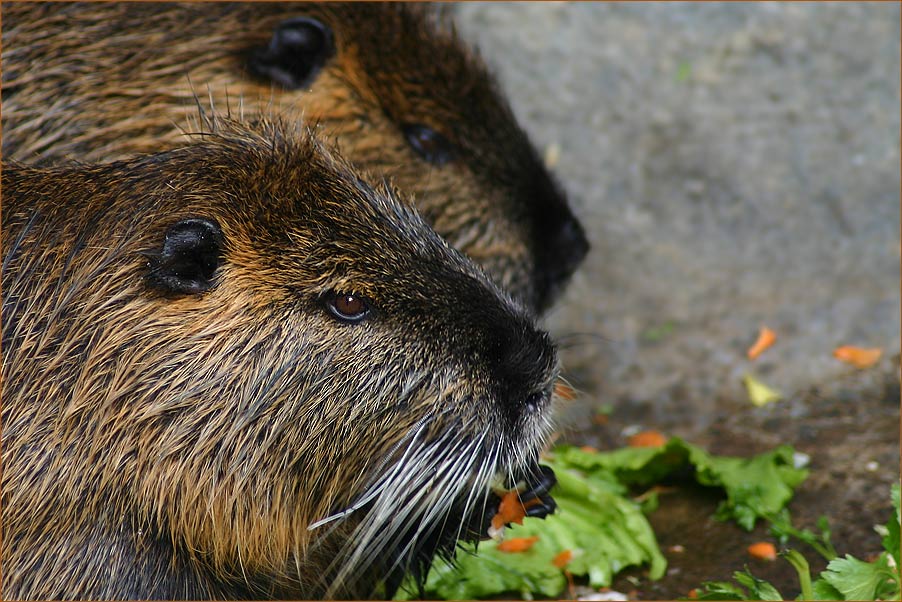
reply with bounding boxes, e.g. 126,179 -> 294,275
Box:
1,1 -> 588,313
1,118 -> 559,599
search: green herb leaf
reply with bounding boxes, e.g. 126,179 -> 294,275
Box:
819,554 -> 896,601
809,578 -> 844,600
884,483 -> 900,564
695,580 -> 750,600
781,549 -> 813,601
733,568 -> 784,600
769,510 -> 836,561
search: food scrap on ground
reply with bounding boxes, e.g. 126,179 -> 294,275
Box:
743,373 -> 782,407
747,326 -> 777,360
592,403 -> 613,425
544,142 -> 562,169
628,430 -> 668,448
747,541 -> 778,561
832,345 -> 882,369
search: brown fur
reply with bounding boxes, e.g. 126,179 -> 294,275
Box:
1,1 -> 588,313
1,119 -> 559,599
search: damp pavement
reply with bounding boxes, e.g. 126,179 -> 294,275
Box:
455,3 -> 900,599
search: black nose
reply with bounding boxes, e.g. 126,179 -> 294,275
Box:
485,320 -> 557,428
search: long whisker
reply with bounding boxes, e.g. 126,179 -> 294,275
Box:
324,415 -> 497,597
450,431 -> 498,546
554,331 -> 617,350
306,411 -> 437,531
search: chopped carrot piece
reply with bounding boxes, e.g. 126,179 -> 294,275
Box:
490,490 -> 528,531
628,430 -> 667,448
688,589 -> 699,599
554,381 -> 577,400
747,541 -> 777,561
833,345 -> 882,369
747,326 -> 777,360
496,536 -> 540,553
579,445 -> 598,453
552,549 -> 573,568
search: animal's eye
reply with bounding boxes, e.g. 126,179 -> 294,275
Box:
402,123 -> 455,166
325,292 -> 370,324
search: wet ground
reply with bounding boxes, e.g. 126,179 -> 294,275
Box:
454,3 -> 900,598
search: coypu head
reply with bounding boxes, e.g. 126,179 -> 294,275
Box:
1,119 -> 559,599
245,3 -> 590,313
2,1 -> 587,314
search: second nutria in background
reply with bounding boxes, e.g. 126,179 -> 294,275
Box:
1,1 -> 588,313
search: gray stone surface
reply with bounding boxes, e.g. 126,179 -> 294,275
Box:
454,2 -> 900,435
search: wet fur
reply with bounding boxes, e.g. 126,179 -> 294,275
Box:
1,119 -> 559,599
1,1 -> 588,312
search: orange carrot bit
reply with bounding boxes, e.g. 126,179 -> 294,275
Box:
687,588 -> 699,599
747,326 -> 777,360
628,430 -> 668,448
554,381 -> 577,401
552,549 -> 573,568
490,490 -> 528,531
579,445 -> 599,453
747,541 -> 777,561
833,345 -> 882,369
496,536 -> 540,553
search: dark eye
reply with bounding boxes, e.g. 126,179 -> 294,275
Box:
325,292 -> 370,324
402,123 -> 455,166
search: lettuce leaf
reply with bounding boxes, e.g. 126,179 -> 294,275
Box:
553,439 -> 808,531
395,439 -> 808,600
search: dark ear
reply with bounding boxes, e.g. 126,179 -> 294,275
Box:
249,17 -> 335,90
149,218 -> 224,295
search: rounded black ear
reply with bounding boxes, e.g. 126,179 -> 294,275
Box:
249,17 -> 335,90
149,218 -> 224,295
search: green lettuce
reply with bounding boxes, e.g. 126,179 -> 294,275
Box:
395,438 -> 808,600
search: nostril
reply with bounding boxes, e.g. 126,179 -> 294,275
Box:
524,390 -> 547,413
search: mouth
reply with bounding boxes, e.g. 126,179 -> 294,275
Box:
373,460 -> 559,599
311,423 -> 557,598
307,372 -> 560,597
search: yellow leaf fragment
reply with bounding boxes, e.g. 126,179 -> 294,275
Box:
743,373 -> 782,407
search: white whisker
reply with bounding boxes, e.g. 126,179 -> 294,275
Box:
307,414 -> 434,531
